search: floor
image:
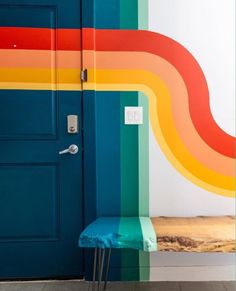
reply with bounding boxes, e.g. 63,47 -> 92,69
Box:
0,281 -> 235,291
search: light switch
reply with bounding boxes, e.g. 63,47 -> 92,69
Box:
125,107 -> 143,125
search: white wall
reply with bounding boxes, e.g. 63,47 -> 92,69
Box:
149,0 -> 235,217
148,0 -> 235,281
149,0 -> 235,136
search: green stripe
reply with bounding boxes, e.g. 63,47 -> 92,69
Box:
138,93 -> 149,216
120,93 -> 139,216
120,93 -> 140,281
139,217 -> 157,252
138,0 -> 149,29
119,217 -> 143,280
119,0 -> 150,281
120,0 -> 139,215
137,0 -> 150,281
139,251 -> 150,281
120,0 -> 138,28
138,217 -> 157,280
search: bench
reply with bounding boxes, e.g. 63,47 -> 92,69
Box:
79,216 -> 236,290
152,216 -> 236,252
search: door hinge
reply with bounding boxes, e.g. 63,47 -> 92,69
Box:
80,69 -> 88,82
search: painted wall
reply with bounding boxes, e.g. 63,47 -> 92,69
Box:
83,0 -> 151,280
0,0 -> 234,282
148,0 -> 235,281
83,0 -> 235,281
149,0 -> 235,217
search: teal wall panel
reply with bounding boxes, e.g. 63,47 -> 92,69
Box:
82,0 -> 150,281
95,92 -> 121,217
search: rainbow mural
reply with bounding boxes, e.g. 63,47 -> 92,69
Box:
1,28 -> 235,195
0,0 -> 235,281
82,29 -> 235,197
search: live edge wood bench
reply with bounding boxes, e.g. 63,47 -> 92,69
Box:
79,216 -> 236,291
152,216 -> 236,253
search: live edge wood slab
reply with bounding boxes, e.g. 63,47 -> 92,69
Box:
151,216 -> 236,252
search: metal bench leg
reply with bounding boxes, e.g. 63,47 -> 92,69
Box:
92,248 -> 98,291
91,248 -> 111,291
103,248 -> 111,291
97,249 -> 101,290
98,249 -> 105,291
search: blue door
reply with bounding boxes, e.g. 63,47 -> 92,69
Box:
0,0 -> 83,279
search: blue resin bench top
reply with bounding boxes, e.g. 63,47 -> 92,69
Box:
79,217 -> 157,252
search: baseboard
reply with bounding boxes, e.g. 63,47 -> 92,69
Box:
149,265 -> 235,281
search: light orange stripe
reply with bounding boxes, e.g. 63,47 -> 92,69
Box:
0,50 -> 81,68
0,50 -> 54,68
83,51 -> 234,177
86,69 -> 234,195
57,51 -> 81,68
0,49 -> 234,177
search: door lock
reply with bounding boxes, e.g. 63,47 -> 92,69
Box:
67,115 -> 78,133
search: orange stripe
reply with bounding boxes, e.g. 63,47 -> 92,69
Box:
0,49 -> 234,178
83,51 -> 234,177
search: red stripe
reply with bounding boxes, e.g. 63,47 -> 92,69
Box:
0,27 -> 81,50
84,28 -> 235,158
57,29 -> 81,50
82,27 -> 95,50
1,27 -> 235,157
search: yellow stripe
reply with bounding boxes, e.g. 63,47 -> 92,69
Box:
0,68 -> 81,84
0,67 -> 234,197
84,69 -> 235,197
0,83 -> 81,90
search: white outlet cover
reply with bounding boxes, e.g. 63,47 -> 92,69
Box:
124,106 -> 143,125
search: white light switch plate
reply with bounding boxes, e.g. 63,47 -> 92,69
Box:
124,106 -> 143,125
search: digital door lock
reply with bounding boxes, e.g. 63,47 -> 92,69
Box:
67,115 -> 78,133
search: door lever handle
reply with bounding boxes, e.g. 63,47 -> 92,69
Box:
59,144 -> 79,155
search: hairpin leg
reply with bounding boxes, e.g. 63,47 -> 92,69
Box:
92,248 -> 98,291
103,248 -> 111,291
98,249 -> 105,291
91,248 -> 111,291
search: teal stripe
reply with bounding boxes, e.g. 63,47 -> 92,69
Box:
120,0 -> 138,29
119,0 -> 146,282
119,217 -> 144,250
120,93 -> 140,281
95,92 -> 121,216
120,93 -> 139,216
95,0 -> 120,28
119,217 -> 142,281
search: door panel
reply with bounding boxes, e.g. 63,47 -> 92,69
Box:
0,91 -> 56,139
0,0 -> 83,279
0,5 -> 56,28
0,164 -> 58,240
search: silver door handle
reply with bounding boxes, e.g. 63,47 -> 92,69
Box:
59,144 -> 79,155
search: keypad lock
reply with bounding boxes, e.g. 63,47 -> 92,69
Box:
67,115 -> 78,133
